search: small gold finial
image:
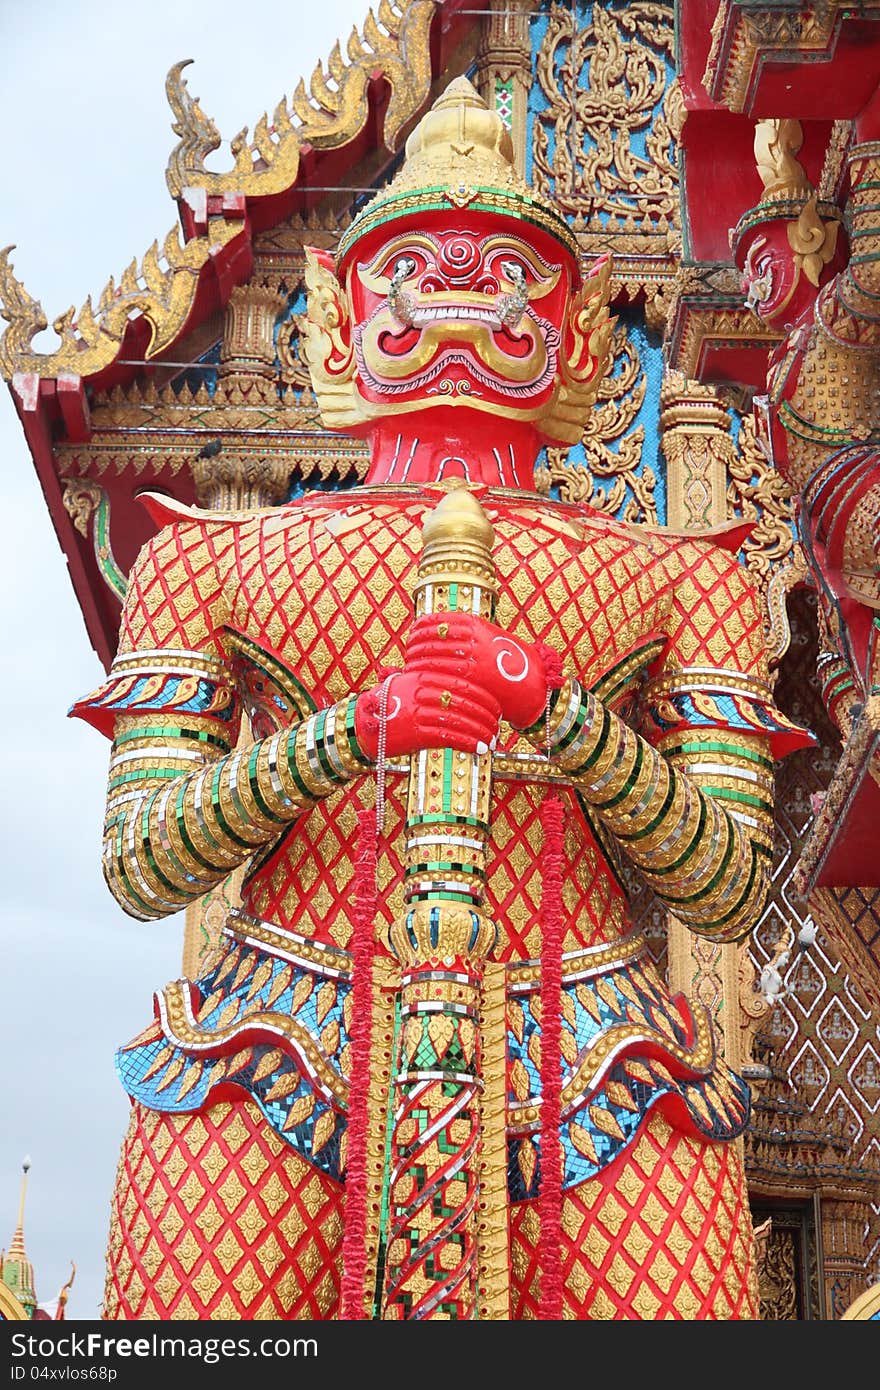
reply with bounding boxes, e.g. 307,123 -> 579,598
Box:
417,488 -> 498,595
421,485 -> 495,552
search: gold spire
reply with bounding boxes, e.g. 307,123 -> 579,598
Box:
337,76 -> 578,268
389,75 -> 520,195
2,1158 -> 36,1316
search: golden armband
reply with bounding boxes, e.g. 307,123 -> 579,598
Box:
528,678 -> 772,942
102,697 -> 372,921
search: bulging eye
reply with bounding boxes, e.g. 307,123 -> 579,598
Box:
391,255 -> 417,283
381,252 -> 422,283
499,259 -> 528,291
357,244 -> 432,297
482,241 -> 561,299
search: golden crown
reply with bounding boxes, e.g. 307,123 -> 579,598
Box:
336,76 -> 579,270
731,117 -> 842,255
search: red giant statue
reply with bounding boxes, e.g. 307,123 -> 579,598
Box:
732,97 -> 880,742
73,78 -> 811,1320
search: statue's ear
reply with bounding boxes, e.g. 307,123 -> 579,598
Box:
301,247 -> 367,431
542,253 -> 615,445
303,245 -> 352,348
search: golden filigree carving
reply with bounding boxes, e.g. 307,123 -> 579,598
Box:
62,477 -> 101,538
0,247 -> 46,372
474,0 -> 533,176
57,433 -> 367,490
165,60 -> 222,182
276,320 -> 317,402
165,0 -> 438,199
0,221 -> 243,382
83,363 -> 318,435
727,412 -> 799,660
61,477 -> 128,600
763,545 -> 808,673
253,209 -> 350,260
531,0 -> 681,289
658,368 -> 799,667
537,322 -> 658,524
758,1223 -> 799,1319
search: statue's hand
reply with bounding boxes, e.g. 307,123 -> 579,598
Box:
404,612 -> 553,729
353,613 -> 552,759
353,608 -> 553,761
354,667 -> 502,759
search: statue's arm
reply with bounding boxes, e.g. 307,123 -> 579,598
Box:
70,522 -> 372,922
88,699 -> 371,923
72,519 -> 502,923
526,679 -> 775,942
522,545 -> 811,943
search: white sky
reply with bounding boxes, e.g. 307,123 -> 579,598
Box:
0,0 -> 379,1320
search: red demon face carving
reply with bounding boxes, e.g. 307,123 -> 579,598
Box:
346,217 -> 571,417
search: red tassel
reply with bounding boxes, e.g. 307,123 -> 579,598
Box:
538,791 -> 565,1320
537,642 -> 565,690
340,805 -> 378,1319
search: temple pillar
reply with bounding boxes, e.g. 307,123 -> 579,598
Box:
660,370 -> 748,1069
820,1191 -> 876,1318
219,282 -> 287,380
474,0 -> 532,174
191,451 -> 291,511
182,279 -> 289,976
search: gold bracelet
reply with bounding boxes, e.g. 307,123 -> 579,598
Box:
332,697 -> 371,777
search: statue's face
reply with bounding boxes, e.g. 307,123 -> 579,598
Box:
737,224 -> 800,326
303,213 -> 611,444
735,214 -> 841,332
345,217 -> 572,418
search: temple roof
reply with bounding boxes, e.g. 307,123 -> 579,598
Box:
0,0 -> 485,395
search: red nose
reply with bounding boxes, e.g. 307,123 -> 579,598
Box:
418,271 -> 501,296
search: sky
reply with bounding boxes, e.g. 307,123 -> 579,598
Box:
0,0 -> 378,1321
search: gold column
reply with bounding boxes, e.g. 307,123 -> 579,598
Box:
182,278 -> 289,976
220,282 -> 288,380
190,451 -> 291,511
474,0 -> 533,176
660,369 -> 732,529
660,369 -> 746,1068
